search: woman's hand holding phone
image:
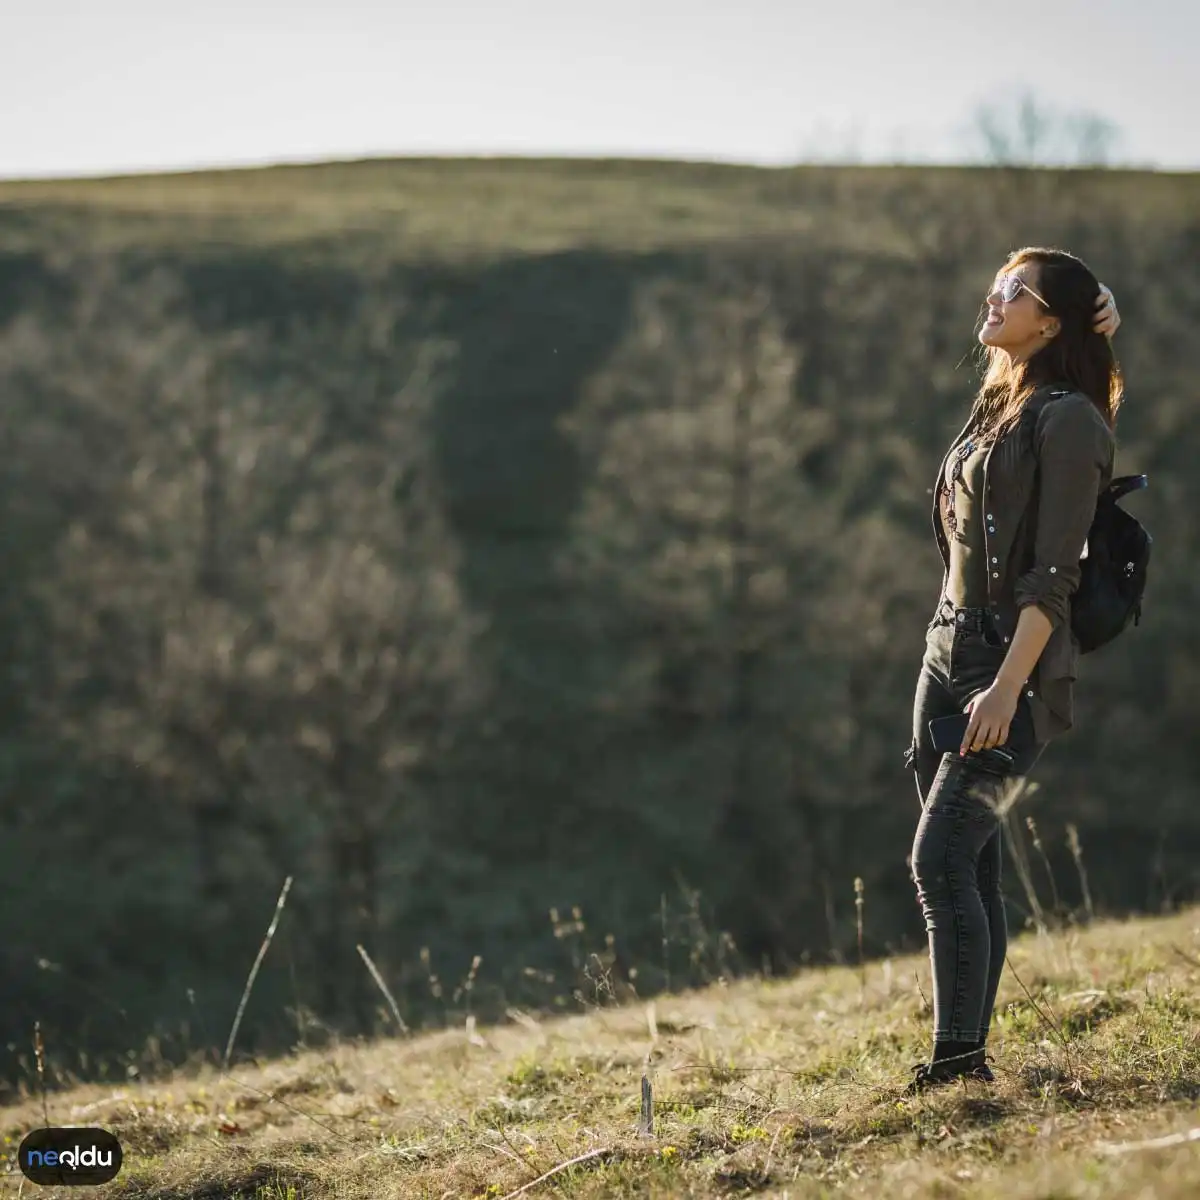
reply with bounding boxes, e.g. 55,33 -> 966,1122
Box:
961,681 -> 1020,755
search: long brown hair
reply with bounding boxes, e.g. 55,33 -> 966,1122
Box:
969,247 -> 1124,441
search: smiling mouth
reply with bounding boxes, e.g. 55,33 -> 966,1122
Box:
985,312 -> 1004,326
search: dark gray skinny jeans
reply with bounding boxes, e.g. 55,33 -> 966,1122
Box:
907,599 -> 1046,1044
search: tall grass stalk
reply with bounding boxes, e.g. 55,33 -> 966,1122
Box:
356,944 -> 409,1034
224,875 -> 293,1070
1067,823 -> 1095,922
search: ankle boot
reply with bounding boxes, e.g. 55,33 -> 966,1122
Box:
905,1040 -> 990,1094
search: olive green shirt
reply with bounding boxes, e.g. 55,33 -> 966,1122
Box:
929,387 -> 1116,743
942,437 -> 991,608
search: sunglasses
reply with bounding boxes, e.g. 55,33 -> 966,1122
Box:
992,272 -> 1049,307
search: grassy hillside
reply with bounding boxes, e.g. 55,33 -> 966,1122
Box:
0,156 -> 1195,256
5,908 -> 1200,1198
0,157 -> 1197,1088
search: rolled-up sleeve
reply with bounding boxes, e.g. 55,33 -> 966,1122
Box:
1013,394 -> 1115,631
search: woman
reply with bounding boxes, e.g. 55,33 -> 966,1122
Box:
905,247 -> 1122,1092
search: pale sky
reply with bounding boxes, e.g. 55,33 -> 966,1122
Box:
3,0 -> 1196,179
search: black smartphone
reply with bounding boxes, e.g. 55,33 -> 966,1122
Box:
928,713 -> 971,754
928,712 -> 1016,768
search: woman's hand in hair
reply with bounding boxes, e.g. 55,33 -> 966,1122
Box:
1094,283 -> 1120,338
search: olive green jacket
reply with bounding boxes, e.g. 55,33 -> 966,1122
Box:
930,386 -> 1116,743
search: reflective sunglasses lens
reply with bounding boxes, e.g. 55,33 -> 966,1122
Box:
999,275 -> 1022,302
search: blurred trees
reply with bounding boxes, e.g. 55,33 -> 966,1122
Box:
557,259 -> 902,965
0,263 -> 488,1057
963,90 -> 1125,167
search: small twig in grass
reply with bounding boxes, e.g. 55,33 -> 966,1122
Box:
494,1146 -> 613,1200
1006,961 -> 1064,1044
1097,1126 -> 1200,1155
488,1123 -> 541,1176
1005,959 -> 1074,1074
484,1140 -> 538,1179
224,875 -> 292,1070
356,944 -> 410,1034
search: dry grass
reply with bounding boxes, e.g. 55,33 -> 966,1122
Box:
4,908 -> 1200,1198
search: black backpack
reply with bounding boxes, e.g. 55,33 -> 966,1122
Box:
1026,385 -> 1151,655
1072,473 -> 1151,654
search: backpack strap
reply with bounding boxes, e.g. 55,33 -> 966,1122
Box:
1015,382 -> 1073,435
1027,382 -> 1073,412
1106,474 -> 1148,502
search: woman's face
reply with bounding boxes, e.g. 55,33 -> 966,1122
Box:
978,262 -> 1058,361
